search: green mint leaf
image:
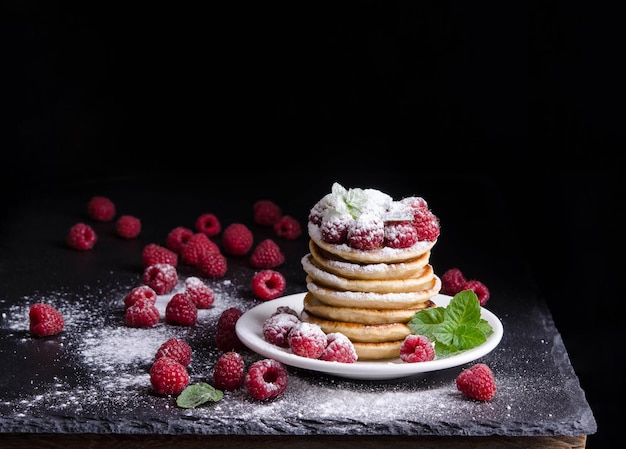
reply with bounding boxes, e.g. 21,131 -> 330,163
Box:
444,290 -> 482,327
407,306 -> 446,339
176,382 -> 223,409
452,324 -> 487,350
477,318 -> 494,338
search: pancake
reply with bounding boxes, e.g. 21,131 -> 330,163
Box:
302,292 -> 434,325
302,253 -> 435,293
306,275 -> 441,309
352,340 -> 404,360
309,240 -> 430,280
301,311 -> 411,343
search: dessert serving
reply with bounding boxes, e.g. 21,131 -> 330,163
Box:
300,183 -> 443,360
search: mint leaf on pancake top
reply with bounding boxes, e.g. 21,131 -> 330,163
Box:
408,290 -> 494,358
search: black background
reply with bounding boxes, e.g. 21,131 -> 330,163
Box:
1,2 -> 622,447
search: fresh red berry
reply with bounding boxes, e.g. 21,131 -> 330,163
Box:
464,280 -> 491,306
123,285 -> 157,308
197,252 -> 228,278
166,226 -> 194,254
263,312 -> 300,347
245,358 -> 289,400
87,196 -> 116,222
66,222 -> 97,250
401,196 -> 429,214
142,243 -> 178,268
125,299 -> 160,328
165,293 -> 198,326
319,332 -> 358,363
213,351 -> 246,391
115,215 -> 141,239
253,200 -> 282,227
287,321 -> 327,359
346,213 -> 384,250
155,338 -> 192,366
400,334 -> 435,363
195,213 -> 222,237
384,221 -> 418,249
29,303 -> 65,337
320,213 -> 351,244
412,208 -> 440,242
251,270 -> 286,301
222,223 -> 253,256
184,276 -> 215,309
456,363 -> 497,401
215,307 -> 245,352
250,239 -> 285,269
440,268 -> 467,296
273,215 -> 302,240
150,356 -> 190,396
142,263 -> 178,295
180,233 -> 220,266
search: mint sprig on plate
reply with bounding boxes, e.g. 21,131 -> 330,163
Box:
176,382 -> 223,409
407,290 -> 494,358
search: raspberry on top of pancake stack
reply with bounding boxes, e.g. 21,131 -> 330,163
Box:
300,183 -> 442,361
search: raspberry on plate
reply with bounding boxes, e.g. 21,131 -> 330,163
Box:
184,276 -> 215,309
125,299 -> 160,328
245,358 -> 288,400
150,356 -> 190,396
197,252 -> 228,279
213,351 -> 246,391
456,363 -> 497,401
287,321 -> 327,359
195,213 -> 222,237
165,226 -> 194,254
222,223 -> 253,256
273,215 -> 302,240
155,338 -> 192,366
66,222 -> 97,250
251,269 -> 286,301
319,332 -> 357,363
250,239 -> 285,269
165,293 -> 198,326
399,334 -> 435,363
29,303 -> 64,337
263,312 -> 300,347
464,279 -> 491,306
87,195 -> 116,222
142,243 -> 178,268
440,268 -> 467,296
115,215 -> 141,239
142,263 -> 178,295
123,285 -> 157,309
253,200 -> 282,227
215,307 -> 245,352
180,233 -> 220,266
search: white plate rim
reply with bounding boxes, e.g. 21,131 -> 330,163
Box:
235,292 -> 503,380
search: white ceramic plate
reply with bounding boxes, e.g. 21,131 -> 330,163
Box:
236,292 -> 503,380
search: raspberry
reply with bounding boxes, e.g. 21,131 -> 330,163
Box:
197,252 -> 228,278
181,233 -> 220,266
253,200 -> 282,226
87,196 -> 116,222
251,269 -> 287,301
184,276 -> 215,309
155,338 -> 192,366
142,243 -> 178,268
440,268 -> 467,296
400,334 -> 435,363
150,356 -> 190,396
456,363 -> 497,401
319,213 -> 352,244
384,221 -> 418,249
142,263 -> 178,295
123,285 -> 157,308
215,307 -> 245,352
273,215 -> 302,240
263,312 -> 300,347
319,332 -> 357,363
165,293 -> 198,326
213,351 -> 246,391
287,321 -> 327,358
195,213 -> 222,237
401,196 -> 429,214
166,226 -> 194,254
115,215 -> 141,239
464,280 -> 491,306
29,303 -> 64,337
250,239 -> 285,269
245,358 -> 289,400
412,208 -> 440,242
125,299 -> 160,327
66,222 -> 97,250
222,223 -> 253,256
346,213 -> 384,250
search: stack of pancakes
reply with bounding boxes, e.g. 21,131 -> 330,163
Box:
301,223 -> 441,360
